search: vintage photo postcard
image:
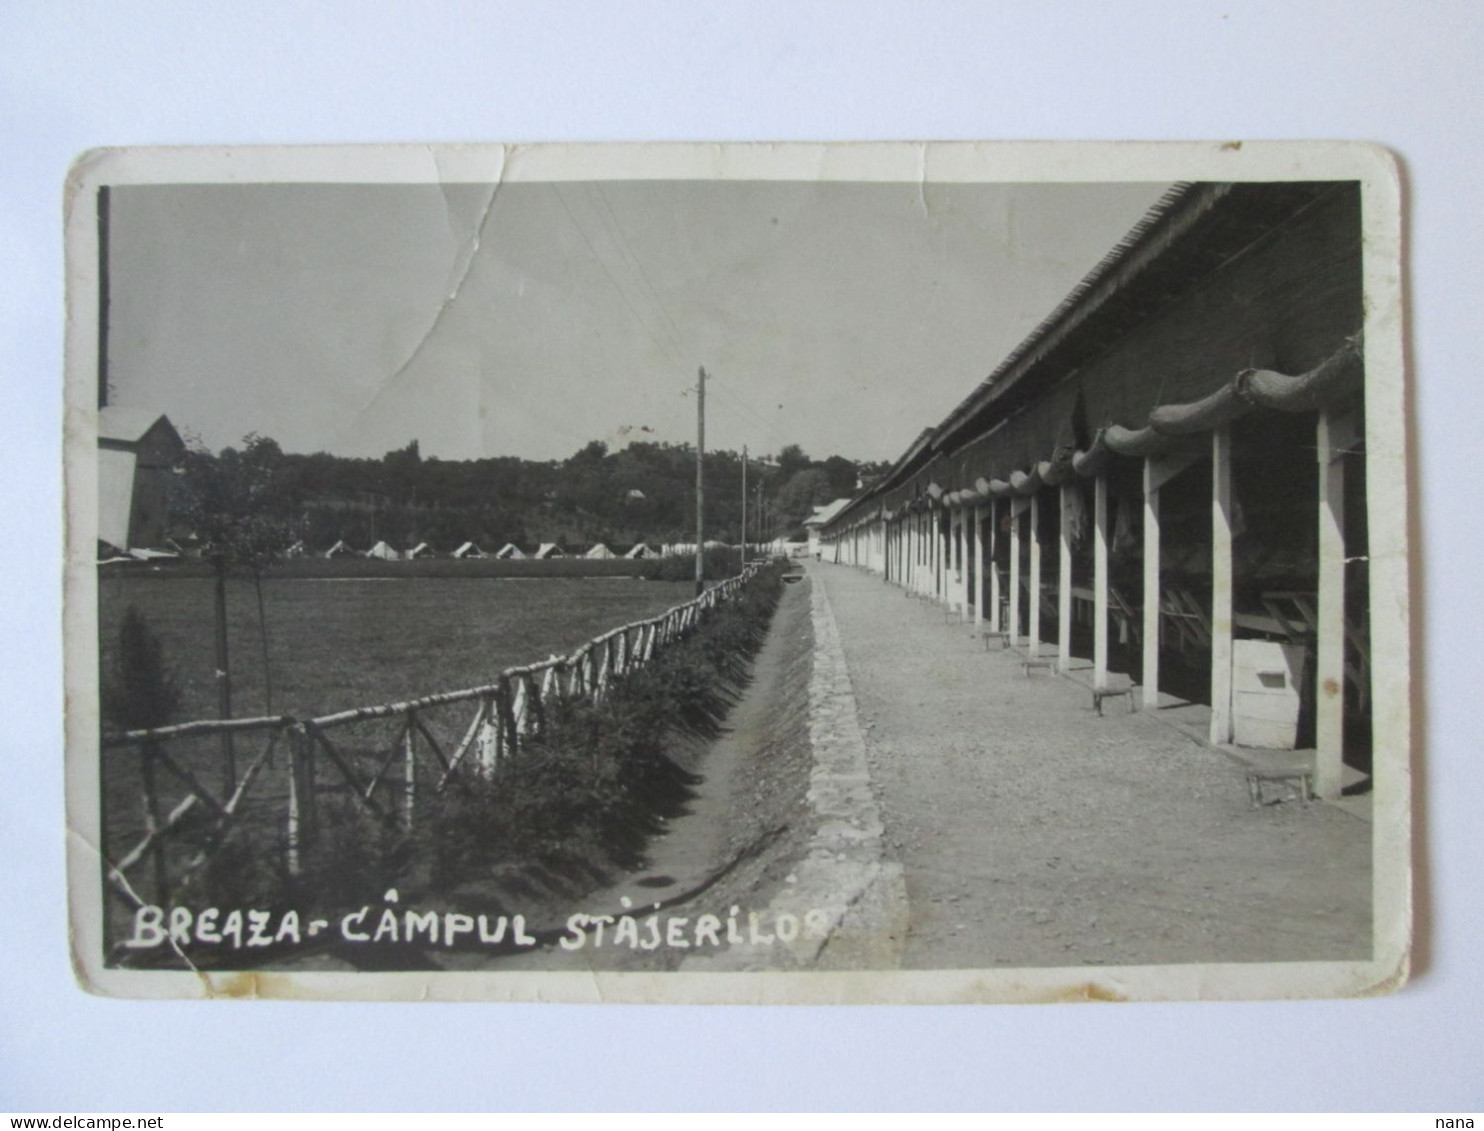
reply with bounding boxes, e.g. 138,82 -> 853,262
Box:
63,141 -> 1411,1002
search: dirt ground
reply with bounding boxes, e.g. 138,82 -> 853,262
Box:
810,560 -> 1373,969
446,570 -> 819,973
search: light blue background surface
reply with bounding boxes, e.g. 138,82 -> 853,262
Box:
2,1 -> 1479,1112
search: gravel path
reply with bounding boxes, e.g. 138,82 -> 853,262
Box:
808,560 -> 1372,970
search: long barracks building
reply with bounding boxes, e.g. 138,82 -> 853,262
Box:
819,181 -> 1370,801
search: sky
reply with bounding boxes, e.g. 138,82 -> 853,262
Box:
106,178 -> 1168,465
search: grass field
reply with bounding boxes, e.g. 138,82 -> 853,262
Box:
101,555 -> 660,582
99,572 -> 699,724
97,571 -> 700,908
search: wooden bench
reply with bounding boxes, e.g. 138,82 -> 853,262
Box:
980,627 -> 1013,651
1245,767 -> 1314,808
1022,656 -> 1054,676
1091,686 -> 1135,716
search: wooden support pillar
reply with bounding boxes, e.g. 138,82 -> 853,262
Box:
923,511 -> 931,595
955,507 -> 968,617
973,504 -> 986,629
1142,459 -> 1161,711
934,510 -> 944,602
947,510 -> 957,608
913,513 -> 922,592
1009,501 -> 1022,646
1210,426 -> 1235,746
989,500 -> 1001,633
1058,483 -> 1073,673
902,517 -> 909,588
1094,473 -> 1109,691
946,511 -> 956,606
940,510 -> 949,603
927,510 -> 935,597
930,510 -> 938,598
952,508 -> 963,615
1029,493 -> 1042,657
912,512 -> 922,594
1315,410 -> 1356,799
906,516 -> 914,591
925,512 -> 934,597
900,519 -> 908,588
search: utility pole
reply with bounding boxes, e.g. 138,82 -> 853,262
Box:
757,486 -> 766,555
740,444 -> 747,573
695,366 -> 706,596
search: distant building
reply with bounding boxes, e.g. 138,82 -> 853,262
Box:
452,541 -> 485,559
803,498 -> 852,557
97,408 -> 185,551
494,543 -> 525,560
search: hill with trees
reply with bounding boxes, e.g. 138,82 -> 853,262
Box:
173,435 -> 887,554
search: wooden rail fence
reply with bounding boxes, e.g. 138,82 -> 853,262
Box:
100,562 -> 769,915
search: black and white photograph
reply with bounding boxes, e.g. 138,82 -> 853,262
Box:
63,142 -> 1409,1002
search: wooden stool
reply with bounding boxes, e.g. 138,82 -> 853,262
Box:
1245,768 -> 1314,808
1091,687 -> 1135,716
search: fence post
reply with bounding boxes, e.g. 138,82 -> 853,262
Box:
511,674 -> 528,738
286,724 -> 312,877
301,723 -> 318,846
476,694 -> 499,773
526,671 -> 545,737
139,740 -> 170,903
498,676 -> 519,761
403,713 -> 417,829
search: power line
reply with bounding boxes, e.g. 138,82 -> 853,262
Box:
551,184 -> 688,373
706,379 -> 794,452
590,184 -> 690,358
555,184 -> 796,460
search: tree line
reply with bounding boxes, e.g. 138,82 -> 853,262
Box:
179,435 -> 886,554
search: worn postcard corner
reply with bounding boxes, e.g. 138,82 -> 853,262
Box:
62,140 -> 1412,1004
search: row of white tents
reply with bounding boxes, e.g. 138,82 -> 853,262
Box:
491,542 -> 661,560
301,540 -> 664,561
